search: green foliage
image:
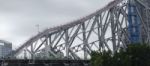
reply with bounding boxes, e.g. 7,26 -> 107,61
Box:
91,44 -> 150,66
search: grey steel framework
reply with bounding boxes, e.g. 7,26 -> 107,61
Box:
7,0 -> 150,60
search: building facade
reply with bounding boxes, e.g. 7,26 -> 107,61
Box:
0,40 -> 12,58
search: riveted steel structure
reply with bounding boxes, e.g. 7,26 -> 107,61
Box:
6,0 -> 150,60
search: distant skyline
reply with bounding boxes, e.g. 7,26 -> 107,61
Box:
0,0 -> 112,49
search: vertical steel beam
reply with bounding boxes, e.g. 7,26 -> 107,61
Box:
96,14 -> 102,50
45,37 -> 49,59
24,49 -> 27,59
65,30 -> 69,59
82,23 -> 88,60
110,8 -> 117,52
31,43 -> 35,59
99,13 -> 106,51
145,9 -> 150,43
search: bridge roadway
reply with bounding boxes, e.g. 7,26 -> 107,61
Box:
0,60 -> 90,66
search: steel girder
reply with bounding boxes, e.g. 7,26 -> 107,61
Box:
8,0 -> 135,60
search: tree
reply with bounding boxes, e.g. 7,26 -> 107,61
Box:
91,44 -> 150,66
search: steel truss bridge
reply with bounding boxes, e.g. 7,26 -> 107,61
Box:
6,0 -> 150,60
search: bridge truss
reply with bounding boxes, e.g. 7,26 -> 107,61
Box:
7,0 -> 150,60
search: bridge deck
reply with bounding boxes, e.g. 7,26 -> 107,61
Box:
0,60 -> 90,66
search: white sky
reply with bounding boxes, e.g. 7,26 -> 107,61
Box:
0,0 -> 112,48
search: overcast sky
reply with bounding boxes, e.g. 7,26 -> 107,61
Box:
0,0 -> 112,48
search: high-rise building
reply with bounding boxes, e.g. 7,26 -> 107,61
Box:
0,40 -> 12,58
